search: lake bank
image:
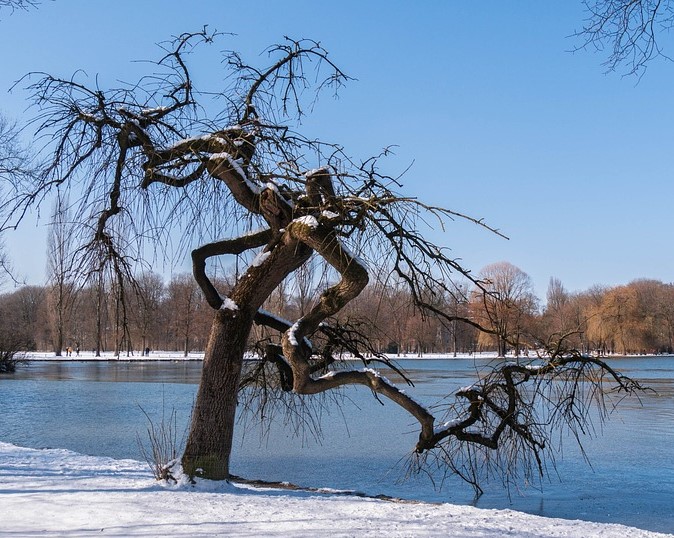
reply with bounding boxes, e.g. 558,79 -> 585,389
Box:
2,442 -> 670,537
20,351 -> 674,362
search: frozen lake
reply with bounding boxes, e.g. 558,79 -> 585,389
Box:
1,355 -> 673,534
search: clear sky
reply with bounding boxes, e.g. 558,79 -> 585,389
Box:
1,0 -> 673,300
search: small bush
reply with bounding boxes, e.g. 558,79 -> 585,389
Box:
0,349 -> 24,374
137,402 -> 185,483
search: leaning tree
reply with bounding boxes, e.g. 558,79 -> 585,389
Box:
1,30 -> 642,490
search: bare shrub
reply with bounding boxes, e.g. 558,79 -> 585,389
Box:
137,402 -> 185,483
0,349 -> 24,373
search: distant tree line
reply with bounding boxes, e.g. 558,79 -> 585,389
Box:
0,272 -> 211,356
1,259 -> 672,357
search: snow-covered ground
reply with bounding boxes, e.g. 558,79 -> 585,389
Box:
24,350 -> 207,361
23,350 -> 502,361
25,350 -> 666,362
1,442 -> 670,537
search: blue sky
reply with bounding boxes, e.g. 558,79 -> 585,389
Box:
1,1 -> 673,299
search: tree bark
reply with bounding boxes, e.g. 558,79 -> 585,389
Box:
498,336 -> 507,358
182,232 -> 312,480
181,307 -> 253,479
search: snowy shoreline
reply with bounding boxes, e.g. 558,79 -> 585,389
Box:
20,351 -> 671,362
22,351 -> 495,361
1,442 -> 670,537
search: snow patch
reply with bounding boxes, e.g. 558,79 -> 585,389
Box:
433,419 -> 463,435
287,321 -> 300,346
141,105 -> 169,115
220,298 -> 239,311
340,241 -> 367,270
305,166 -> 330,177
209,152 -> 260,194
293,215 -> 319,228
0,442 -> 666,537
362,367 -> 394,387
251,250 -> 271,267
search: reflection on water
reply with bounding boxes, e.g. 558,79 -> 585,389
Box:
1,356 -> 673,534
12,360 -> 204,384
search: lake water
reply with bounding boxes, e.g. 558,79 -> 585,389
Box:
1,356 -> 673,534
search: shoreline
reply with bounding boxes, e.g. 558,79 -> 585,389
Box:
20,351 -> 674,362
1,441 -> 670,537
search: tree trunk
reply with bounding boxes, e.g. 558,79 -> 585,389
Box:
181,307 -> 253,480
181,233 -> 311,480
95,274 -> 103,357
498,336 -> 507,358
54,328 -> 63,357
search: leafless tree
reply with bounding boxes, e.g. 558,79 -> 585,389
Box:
0,237 -> 12,289
0,114 -> 32,182
2,31 -> 643,489
0,115 -> 33,287
0,0 -> 39,12
471,262 -> 539,357
539,277 -> 584,353
46,192 -> 76,356
0,290 -> 27,372
576,0 -> 674,76
0,285 -> 44,356
166,273 -> 202,357
129,271 -> 165,354
92,270 -> 107,356
443,281 -> 475,356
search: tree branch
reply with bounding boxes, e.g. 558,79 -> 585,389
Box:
192,229 -> 273,309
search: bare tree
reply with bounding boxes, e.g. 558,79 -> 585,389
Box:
0,237 -> 12,289
166,273 -> 202,357
0,115 -> 32,287
130,271 -> 165,354
2,32 -> 643,489
471,262 -> 538,357
0,114 -> 32,180
92,270 -> 107,356
540,277 -> 584,351
0,0 -> 39,13
444,281 -> 475,356
576,0 -> 674,76
0,285 -> 44,353
46,192 -> 75,356
0,290 -> 30,373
